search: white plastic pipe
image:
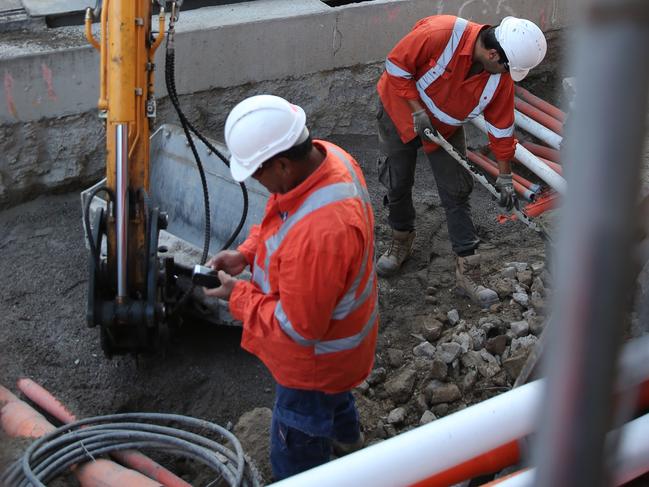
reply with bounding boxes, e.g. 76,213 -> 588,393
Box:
487,413 -> 649,486
270,381 -> 542,487
514,109 -> 563,150
471,116 -> 567,194
269,335 -> 649,487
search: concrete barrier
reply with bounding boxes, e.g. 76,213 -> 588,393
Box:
0,0 -> 570,208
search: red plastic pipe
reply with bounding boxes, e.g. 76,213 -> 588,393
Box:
410,441 -> 521,487
515,97 -> 564,136
469,151 -> 541,193
17,378 -> 191,487
515,85 -> 567,123
521,142 -> 561,164
522,192 -> 560,217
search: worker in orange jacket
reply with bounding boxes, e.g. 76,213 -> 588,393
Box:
376,15 -> 546,308
204,95 -> 378,480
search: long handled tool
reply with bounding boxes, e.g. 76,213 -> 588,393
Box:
423,128 -> 552,243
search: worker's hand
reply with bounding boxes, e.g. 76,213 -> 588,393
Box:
412,109 -> 436,141
495,174 -> 517,211
206,250 -> 247,276
203,270 -> 238,300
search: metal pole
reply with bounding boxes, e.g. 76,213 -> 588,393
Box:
533,1 -> 649,486
115,123 -> 129,299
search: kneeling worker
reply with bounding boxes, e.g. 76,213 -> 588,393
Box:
204,95 -> 379,480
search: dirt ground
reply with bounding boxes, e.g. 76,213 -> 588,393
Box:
1,75 -> 647,485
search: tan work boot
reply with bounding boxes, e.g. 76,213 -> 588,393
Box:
455,254 -> 499,309
377,230 -> 415,277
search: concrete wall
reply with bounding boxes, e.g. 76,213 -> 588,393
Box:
0,0 -> 571,208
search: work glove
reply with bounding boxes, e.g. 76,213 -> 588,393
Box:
412,109 -> 436,141
495,174 -> 517,211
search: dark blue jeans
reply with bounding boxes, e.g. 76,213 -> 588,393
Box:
270,384 -> 361,481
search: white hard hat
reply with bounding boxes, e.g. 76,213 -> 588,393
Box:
495,17 -> 547,82
224,94 -> 308,182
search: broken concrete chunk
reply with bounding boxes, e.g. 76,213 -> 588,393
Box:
387,407 -> 407,425
510,320 -> 530,337
512,292 -> 529,307
447,309 -> 460,326
516,270 -> 533,287
413,341 -> 436,359
436,342 -> 462,364
367,367 -> 387,386
424,380 -> 461,405
420,410 -> 437,425
485,335 -> 508,356
384,368 -> 417,404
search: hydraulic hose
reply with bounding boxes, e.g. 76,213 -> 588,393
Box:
1,413 -> 262,487
83,184 -> 115,273
164,19 -> 249,259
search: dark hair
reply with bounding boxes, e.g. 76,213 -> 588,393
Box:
480,26 -> 509,66
272,134 -> 313,162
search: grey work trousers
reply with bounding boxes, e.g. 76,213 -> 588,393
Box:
377,103 -> 480,256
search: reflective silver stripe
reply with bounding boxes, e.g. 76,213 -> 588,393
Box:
315,299 -> 379,355
466,74 -> 501,120
332,270 -> 376,319
485,119 -> 515,138
326,143 -> 376,320
264,182 -> 359,270
252,259 -> 270,293
327,145 -> 371,204
417,17 -> 468,88
274,300 -> 318,347
417,87 -> 463,126
385,58 -> 413,79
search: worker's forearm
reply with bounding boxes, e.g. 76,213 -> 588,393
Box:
497,159 -> 512,174
406,98 -> 425,113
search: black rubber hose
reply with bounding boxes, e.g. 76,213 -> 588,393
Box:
164,33 -> 248,253
165,47 -> 211,265
2,412 -> 261,487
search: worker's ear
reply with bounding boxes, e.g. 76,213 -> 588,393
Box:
487,48 -> 499,62
275,157 -> 292,175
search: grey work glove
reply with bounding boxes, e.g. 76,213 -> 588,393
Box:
495,174 -> 517,211
412,109 -> 436,140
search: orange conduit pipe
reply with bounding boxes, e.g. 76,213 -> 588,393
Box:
521,192 -> 560,218
410,441 -> 521,487
468,151 -> 541,194
515,85 -> 567,123
0,384 -> 162,487
521,142 -> 561,164
17,378 -> 191,487
515,97 -> 564,136
466,151 -> 536,201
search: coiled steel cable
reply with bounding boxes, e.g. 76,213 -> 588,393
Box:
1,413 -> 262,487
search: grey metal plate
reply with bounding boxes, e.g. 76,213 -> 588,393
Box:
21,0 -> 89,17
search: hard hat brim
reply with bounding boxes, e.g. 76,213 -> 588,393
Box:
230,156 -> 259,183
509,67 -> 529,82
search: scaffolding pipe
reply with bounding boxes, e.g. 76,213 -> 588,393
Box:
268,336 -> 649,487
533,0 -> 649,485
483,413 -> 649,486
471,117 -> 566,194
514,110 -> 563,150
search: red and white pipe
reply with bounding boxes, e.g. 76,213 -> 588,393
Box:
467,151 -> 538,201
471,116 -> 567,194
485,413 -> 649,486
515,85 -> 567,123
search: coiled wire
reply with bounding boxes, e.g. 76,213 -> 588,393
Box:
1,413 -> 262,487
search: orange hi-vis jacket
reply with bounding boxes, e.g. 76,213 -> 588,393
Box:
228,140 -> 378,394
377,15 -> 517,161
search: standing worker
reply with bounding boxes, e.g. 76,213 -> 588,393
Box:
204,95 -> 378,480
376,15 -> 546,308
